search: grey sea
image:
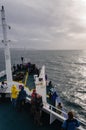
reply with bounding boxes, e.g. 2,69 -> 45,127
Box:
0,49 -> 86,129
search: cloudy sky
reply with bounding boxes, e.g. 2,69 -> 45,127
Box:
0,0 -> 86,50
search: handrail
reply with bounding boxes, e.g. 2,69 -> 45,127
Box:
44,102 -> 67,117
48,85 -> 86,127
43,102 -> 86,127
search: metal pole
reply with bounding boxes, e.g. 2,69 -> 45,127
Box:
1,6 -> 12,85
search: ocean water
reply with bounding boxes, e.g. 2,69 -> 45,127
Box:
0,49 -> 86,128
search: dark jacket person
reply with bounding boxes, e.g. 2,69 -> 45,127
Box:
17,86 -> 27,111
62,111 -> 80,130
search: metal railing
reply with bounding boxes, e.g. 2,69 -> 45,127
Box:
43,102 -> 86,128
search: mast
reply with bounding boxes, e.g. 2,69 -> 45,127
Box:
1,6 -> 12,85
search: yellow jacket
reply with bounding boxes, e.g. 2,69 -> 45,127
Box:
11,85 -> 18,99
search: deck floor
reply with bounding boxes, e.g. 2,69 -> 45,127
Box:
0,99 -> 62,130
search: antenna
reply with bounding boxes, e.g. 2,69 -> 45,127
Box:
1,6 -> 13,85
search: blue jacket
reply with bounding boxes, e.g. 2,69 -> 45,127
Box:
52,91 -> 57,101
62,119 -> 80,130
18,87 -> 27,100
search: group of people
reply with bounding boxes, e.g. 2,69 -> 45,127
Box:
11,86 -> 43,125
11,84 -> 27,111
47,81 -> 80,130
56,102 -> 80,130
55,98 -> 80,129
31,89 -> 43,126
11,84 -> 80,130
0,81 -> 80,130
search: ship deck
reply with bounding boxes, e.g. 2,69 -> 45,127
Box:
0,99 -> 62,130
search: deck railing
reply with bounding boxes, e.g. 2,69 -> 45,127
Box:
43,102 -> 86,130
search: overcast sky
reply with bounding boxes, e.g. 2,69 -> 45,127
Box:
0,0 -> 86,50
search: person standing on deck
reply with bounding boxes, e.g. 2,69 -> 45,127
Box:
34,94 -> 43,126
45,74 -> 48,86
13,64 -> 16,73
56,102 -> 62,114
17,86 -> 27,111
11,85 -> 19,107
52,91 -> 58,106
62,111 -> 80,130
31,89 -> 37,115
21,57 -> 24,65
48,81 -> 52,87
0,81 -> 7,101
